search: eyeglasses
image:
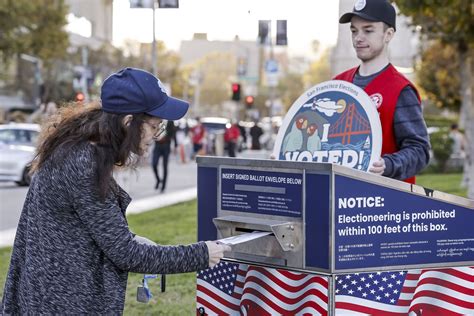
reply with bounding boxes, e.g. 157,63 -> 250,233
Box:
144,120 -> 167,140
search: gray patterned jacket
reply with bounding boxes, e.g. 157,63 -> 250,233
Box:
2,142 -> 208,314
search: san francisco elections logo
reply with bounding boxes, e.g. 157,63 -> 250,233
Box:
354,0 -> 366,11
272,80 -> 382,172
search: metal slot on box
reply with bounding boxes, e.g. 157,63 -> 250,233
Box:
231,252 -> 287,266
235,227 -> 270,234
213,215 -> 302,252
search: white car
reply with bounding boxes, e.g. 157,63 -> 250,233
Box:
0,123 -> 40,186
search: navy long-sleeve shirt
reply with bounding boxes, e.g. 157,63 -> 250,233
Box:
353,70 -> 431,180
2,142 -> 209,314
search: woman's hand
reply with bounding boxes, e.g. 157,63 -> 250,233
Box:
205,241 -> 232,268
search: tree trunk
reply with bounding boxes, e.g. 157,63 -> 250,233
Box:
458,45 -> 473,198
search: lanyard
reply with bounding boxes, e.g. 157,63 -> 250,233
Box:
137,274 -> 166,303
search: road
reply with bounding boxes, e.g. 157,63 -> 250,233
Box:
0,149 -> 271,246
0,154 -> 196,230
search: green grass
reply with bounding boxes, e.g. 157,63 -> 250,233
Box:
0,200 -> 199,315
416,172 -> 467,197
123,200 -> 199,315
0,173 -> 469,314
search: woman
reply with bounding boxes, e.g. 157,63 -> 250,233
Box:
2,68 -> 230,314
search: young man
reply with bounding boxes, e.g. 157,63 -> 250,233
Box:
335,0 -> 430,183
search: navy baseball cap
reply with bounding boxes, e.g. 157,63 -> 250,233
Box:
339,0 -> 396,31
100,67 -> 189,120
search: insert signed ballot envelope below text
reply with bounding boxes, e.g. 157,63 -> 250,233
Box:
217,232 -> 273,246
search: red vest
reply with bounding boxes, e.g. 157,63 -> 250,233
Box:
334,64 -> 420,184
191,124 -> 205,144
224,125 -> 240,143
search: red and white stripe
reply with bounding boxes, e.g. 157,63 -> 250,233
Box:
198,266 -> 474,315
240,266 -> 329,315
407,266 -> 474,315
196,264 -> 248,315
335,267 -> 474,315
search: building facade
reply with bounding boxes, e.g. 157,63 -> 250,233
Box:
65,0 -> 114,49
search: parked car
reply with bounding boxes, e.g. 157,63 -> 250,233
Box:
0,123 -> 40,186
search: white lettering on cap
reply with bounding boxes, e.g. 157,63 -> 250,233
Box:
156,79 -> 169,94
354,0 -> 366,11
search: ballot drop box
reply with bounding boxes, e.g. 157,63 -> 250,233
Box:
196,156 -> 474,315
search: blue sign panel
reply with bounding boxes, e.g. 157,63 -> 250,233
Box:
334,175 -> 474,270
198,166 -> 218,241
220,168 -> 303,217
305,173 -> 330,270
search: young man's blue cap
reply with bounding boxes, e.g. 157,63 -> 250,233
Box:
339,0 -> 396,31
100,67 -> 189,120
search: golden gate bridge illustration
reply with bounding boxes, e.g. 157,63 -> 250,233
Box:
328,103 -> 371,144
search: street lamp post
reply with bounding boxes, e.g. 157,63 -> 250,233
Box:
129,0 -> 158,76
20,54 -> 42,107
130,0 -> 180,76
151,2 -> 157,76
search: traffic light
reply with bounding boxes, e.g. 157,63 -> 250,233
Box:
276,20 -> 288,46
244,95 -> 254,108
158,0 -> 179,8
258,20 -> 271,44
75,92 -> 85,102
231,83 -> 241,101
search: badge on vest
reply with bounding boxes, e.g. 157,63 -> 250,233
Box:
370,93 -> 383,109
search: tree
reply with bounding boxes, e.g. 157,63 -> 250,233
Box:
277,72 -> 304,113
0,0 -> 69,105
195,52 -> 236,109
0,0 -> 69,63
47,40 -> 183,103
416,40 -> 460,110
63,43 -> 145,102
394,0 -> 473,198
303,48 -> 332,90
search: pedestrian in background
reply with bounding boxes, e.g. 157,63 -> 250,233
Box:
249,119 -> 264,150
151,120 -> 177,192
190,116 -> 206,159
449,123 -> 466,159
335,0 -> 430,183
237,121 -> 247,151
1,67 -> 230,314
224,120 -> 241,157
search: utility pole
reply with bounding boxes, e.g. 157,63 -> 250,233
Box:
81,47 -> 90,102
129,0 -> 158,75
151,1 -> 157,76
268,21 -> 275,117
20,54 -> 42,107
130,0 -> 180,76
257,19 -> 287,117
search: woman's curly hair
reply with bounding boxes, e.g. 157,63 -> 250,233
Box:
32,102 -> 152,199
